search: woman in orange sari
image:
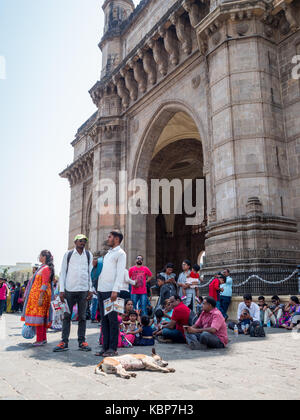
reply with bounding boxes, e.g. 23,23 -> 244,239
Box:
21,250 -> 54,346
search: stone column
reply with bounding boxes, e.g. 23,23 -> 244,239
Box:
196,2 -> 299,272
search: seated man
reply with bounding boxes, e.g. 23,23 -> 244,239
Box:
185,297 -> 228,350
159,295 -> 191,343
229,294 -> 260,334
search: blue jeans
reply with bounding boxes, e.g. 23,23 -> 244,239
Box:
162,328 -> 186,343
220,296 -> 232,319
132,294 -> 148,316
91,297 -> 98,321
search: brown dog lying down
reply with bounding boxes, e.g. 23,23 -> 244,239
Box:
95,348 -> 175,379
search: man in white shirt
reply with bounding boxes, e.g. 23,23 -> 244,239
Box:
237,294 -> 261,322
228,293 -> 261,334
96,231 -> 126,357
53,234 -> 93,353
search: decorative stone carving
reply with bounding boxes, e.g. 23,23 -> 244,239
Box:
170,13 -> 192,55
120,68 -> 138,101
112,75 -> 130,109
212,31 -> 221,44
147,38 -> 168,76
159,26 -> 180,66
282,4 -> 298,32
138,49 -> 157,86
129,59 -> 147,94
246,197 -> 263,215
183,0 -> 201,28
236,22 -> 249,36
192,75 -> 201,89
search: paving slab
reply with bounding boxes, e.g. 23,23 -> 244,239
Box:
0,314 -> 299,400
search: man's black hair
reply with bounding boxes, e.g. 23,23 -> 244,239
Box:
156,274 -> 165,282
258,296 -> 265,301
165,263 -> 174,269
272,295 -> 280,301
155,309 -> 164,319
204,296 -> 217,308
110,230 -> 124,244
243,294 -> 253,301
183,259 -> 192,268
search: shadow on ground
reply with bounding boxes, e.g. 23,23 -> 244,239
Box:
4,319 -> 294,369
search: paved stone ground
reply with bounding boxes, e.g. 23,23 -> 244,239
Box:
0,313 -> 299,400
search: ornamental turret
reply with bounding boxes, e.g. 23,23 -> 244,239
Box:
100,0 -> 135,78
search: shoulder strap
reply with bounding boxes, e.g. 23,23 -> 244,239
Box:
66,250 -> 74,275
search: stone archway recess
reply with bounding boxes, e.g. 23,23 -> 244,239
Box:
128,102 -> 209,272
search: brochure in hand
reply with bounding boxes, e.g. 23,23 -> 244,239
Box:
104,297 -> 125,316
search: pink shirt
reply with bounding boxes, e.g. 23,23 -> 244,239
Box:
195,307 -> 228,346
0,283 -> 8,300
129,266 -> 152,295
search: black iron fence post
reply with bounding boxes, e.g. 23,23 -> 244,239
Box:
298,265 -> 300,294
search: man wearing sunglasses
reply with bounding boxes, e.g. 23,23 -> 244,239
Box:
129,255 -> 152,316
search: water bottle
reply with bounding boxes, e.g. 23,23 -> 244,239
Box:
267,320 -> 271,328
234,324 -> 239,337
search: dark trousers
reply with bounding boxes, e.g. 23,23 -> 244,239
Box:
220,296 -> 232,319
186,331 -> 225,349
119,290 -> 131,301
62,291 -> 88,345
98,292 -> 119,352
0,300 -> 6,316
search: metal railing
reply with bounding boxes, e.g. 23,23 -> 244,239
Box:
200,267 -> 300,297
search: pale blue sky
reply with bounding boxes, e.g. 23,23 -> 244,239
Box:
0,0 -> 139,269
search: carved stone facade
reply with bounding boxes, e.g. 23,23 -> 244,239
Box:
60,0 -> 300,275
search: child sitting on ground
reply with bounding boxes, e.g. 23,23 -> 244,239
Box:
121,311 -> 140,335
152,309 -> 164,336
134,316 -> 155,346
240,309 -> 251,334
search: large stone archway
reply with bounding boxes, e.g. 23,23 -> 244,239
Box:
128,106 -> 208,273
61,0 -> 300,286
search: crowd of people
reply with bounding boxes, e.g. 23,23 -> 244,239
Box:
1,231 -> 299,357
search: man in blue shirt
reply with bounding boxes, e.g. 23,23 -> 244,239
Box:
219,269 -> 233,320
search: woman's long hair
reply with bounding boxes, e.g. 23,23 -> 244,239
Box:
40,250 -> 55,283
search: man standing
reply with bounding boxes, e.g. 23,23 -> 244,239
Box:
96,231 -> 126,357
129,255 -> 152,316
220,269 -> 233,320
185,297 -> 228,350
53,234 -> 93,352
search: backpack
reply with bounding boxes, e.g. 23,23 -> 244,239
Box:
66,250 -> 91,275
249,322 -> 266,338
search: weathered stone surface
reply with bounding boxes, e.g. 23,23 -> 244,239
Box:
60,0 -> 300,275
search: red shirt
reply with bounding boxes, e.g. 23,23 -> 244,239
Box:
209,278 -> 220,301
171,302 -> 191,335
129,266 -> 152,295
195,308 -> 228,346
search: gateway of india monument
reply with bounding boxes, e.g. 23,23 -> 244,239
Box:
61,0 -> 300,287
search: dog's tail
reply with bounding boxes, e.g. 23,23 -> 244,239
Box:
95,361 -> 107,376
152,347 -> 156,355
